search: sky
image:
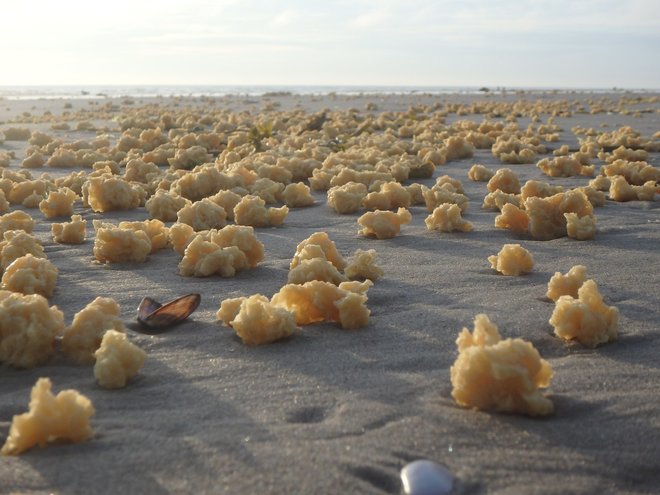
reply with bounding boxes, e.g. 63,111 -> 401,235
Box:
2,0 -> 659,89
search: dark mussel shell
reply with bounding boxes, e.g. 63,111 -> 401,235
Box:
137,297 -> 162,317
136,293 -> 201,332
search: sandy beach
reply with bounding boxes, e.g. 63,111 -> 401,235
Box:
1,91 -> 659,494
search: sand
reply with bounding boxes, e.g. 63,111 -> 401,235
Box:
1,91 -> 659,494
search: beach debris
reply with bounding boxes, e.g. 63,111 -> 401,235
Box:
1,377 -> 95,456
94,330 -> 147,388
549,279 -> 618,348
546,265 -> 588,302
488,244 -> 534,276
358,207 -> 412,239
450,314 -> 554,416
425,203 -> 473,233
401,459 -> 454,495
136,293 -> 201,331
217,294 -> 299,345
0,290 -> 64,369
298,111 -> 327,134
62,297 -> 127,365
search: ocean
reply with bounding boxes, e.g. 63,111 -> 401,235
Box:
0,85 -> 647,100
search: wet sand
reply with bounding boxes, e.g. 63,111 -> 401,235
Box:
1,91 -> 659,494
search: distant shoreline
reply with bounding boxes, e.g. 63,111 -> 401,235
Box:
1,84 -> 659,101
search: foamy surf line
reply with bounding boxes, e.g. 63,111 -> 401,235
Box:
2,85 -> 659,100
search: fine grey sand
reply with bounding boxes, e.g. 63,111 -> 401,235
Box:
1,91 -> 659,494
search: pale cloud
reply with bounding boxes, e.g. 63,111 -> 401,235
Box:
0,0 -> 658,87
349,8 -> 392,28
271,9 -> 300,26
139,42 -> 304,57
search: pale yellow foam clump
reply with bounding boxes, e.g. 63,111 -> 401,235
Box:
488,244 -> 533,276
21,152 -> 45,169
482,190 -> 520,211
176,198 -> 227,231
282,182 -> 315,207
0,151 -> 12,167
406,183 -> 426,205
0,290 -> 64,368
602,159 -> 660,185
487,168 -> 521,194
450,314 -> 554,416
344,249 -> 383,281
217,294 -> 299,345
467,164 -> 494,181
84,176 -> 144,212
145,189 -> 191,222
169,166 -> 243,201
425,203 -> 473,232
92,161 -> 120,175
178,236 -> 249,277
520,179 -> 563,203
436,175 -> 464,192
564,212 -> 596,240
208,190 -> 242,220
491,135 -> 540,164
12,182 -> 50,207
328,168 -> 396,190
444,135 -> 475,160
2,127 -> 32,140
92,220 -> 151,263
52,215 -> 86,244
524,190 -> 593,240
117,219 -> 169,253
608,176 -> 657,202
0,230 -> 44,271
169,223 -> 197,256
2,254 -> 58,297
573,186 -> 606,207
256,164 -> 293,186
589,175 -> 611,191
537,155 -> 594,177
362,181 -> 411,210
94,330 -> 147,389
358,207 -> 411,239
290,231 -> 346,271
0,210 -> 35,236
288,254 -> 347,285
455,314 -> 502,349
494,203 -> 530,234
249,178 -> 284,204
170,224 -> 265,268
38,188 -> 77,219
1,378 -> 94,455
123,158 -> 162,183
167,145 -> 212,170
546,265 -> 588,302
271,280 -> 372,329
54,171 -> 87,195
209,225 -> 264,266
61,297 -> 127,365
0,190 -> 8,213
327,182 -> 368,214
24,192 -> 46,209
550,279 -> 618,347
607,146 -> 650,163
337,280 -> 372,294
233,195 -> 288,227
422,185 -> 469,213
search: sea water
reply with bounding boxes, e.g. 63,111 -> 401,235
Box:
0,84 -> 645,101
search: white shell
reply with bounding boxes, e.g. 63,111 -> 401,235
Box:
401,460 -> 454,495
